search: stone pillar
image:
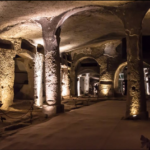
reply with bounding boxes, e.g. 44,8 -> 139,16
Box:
110,2 -> 150,119
84,73 -> 90,94
34,52 -> 44,107
61,68 -> 70,97
125,28 -> 148,119
35,18 -> 64,114
0,49 -> 16,110
23,59 -> 34,99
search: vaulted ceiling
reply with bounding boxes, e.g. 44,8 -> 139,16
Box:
0,1 -> 150,53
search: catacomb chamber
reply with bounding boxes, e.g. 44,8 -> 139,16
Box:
0,2 -> 150,120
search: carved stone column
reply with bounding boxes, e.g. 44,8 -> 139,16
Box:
109,3 -> 149,119
34,52 -> 44,107
35,18 -> 64,114
0,49 -> 16,110
125,27 -> 148,119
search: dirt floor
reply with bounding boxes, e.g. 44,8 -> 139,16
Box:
0,97 -> 113,138
0,99 -> 150,150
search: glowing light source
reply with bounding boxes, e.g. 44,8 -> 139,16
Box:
100,84 -> 110,96
130,101 -> 139,116
102,88 -> 109,95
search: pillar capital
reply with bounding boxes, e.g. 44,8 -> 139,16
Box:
35,17 -> 61,55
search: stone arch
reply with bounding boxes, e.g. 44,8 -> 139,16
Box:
77,68 -> 99,76
54,5 -> 123,35
70,56 -> 100,96
73,56 -> 100,69
114,61 -> 150,95
36,5 -> 123,38
114,61 -> 127,95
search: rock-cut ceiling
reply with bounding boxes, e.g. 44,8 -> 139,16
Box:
0,1 -> 150,53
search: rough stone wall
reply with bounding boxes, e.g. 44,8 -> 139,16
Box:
34,52 -> 44,107
0,49 -> 16,109
45,51 -> 60,105
0,39 -> 45,110
17,59 -> 34,100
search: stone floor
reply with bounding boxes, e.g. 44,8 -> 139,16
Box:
0,100 -> 150,150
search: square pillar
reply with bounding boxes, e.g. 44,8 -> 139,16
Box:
125,29 -> 148,119
34,52 -> 44,107
0,49 -> 16,110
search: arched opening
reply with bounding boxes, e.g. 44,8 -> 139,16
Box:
75,58 -> 100,97
14,54 -> 34,101
58,5 -> 124,99
114,62 -> 150,97
59,7 -> 124,53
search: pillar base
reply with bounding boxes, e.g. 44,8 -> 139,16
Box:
42,104 -> 64,117
124,111 -> 149,120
